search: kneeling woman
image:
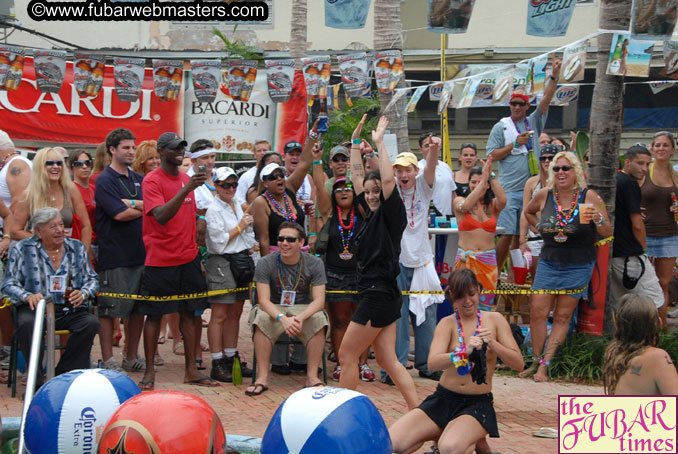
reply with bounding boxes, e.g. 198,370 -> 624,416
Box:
389,269 -> 524,454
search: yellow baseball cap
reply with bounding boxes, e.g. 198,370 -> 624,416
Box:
393,152 -> 419,169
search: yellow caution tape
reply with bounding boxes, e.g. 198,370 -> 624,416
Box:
595,236 -> 614,247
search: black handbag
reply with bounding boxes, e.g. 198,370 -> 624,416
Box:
223,251 -> 255,284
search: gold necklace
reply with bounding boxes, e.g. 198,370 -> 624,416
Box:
48,247 -> 61,261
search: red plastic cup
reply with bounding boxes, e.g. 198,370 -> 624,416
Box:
513,267 -> 528,285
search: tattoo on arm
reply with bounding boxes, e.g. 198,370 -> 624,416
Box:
666,355 -> 674,366
9,166 -> 20,176
630,364 -> 642,376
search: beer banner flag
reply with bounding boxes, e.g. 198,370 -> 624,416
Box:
265,59 -> 295,103
526,0 -> 577,37
492,68 -> 515,104
152,60 -> 183,102
438,80 -> 454,114
74,54 -> 103,98
190,60 -> 221,103
606,33 -> 653,77
34,49 -> 67,93
338,52 -> 369,98
631,0 -> 678,40
550,84 -> 579,106
301,56 -> 331,99
525,53 -> 549,95
228,60 -> 257,102
459,76 -> 481,109
113,57 -> 145,102
427,0 -> 476,34
660,40 -> 678,79
448,80 -> 468,109
560,39 -> 588,84
406,85 -> 428,112
325,0 -> 372,29
429,82 -> 444,101
649,80 -> 677,94
373,50 -> 404,94
0,45 -> 25,91
383,87 -> 409,113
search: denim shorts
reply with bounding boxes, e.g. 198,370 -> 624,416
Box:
325,270 -> 357,303
532,259 -> 595,299
647,235 -> 678,259
496,191 -> 523,235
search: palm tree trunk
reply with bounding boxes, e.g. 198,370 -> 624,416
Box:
374,0 -> 409,155
589,0 -> 632,333
290,0 -> 307,70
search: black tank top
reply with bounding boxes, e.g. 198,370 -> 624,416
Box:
455,181 -> 470,197
538,188 -> 596,263
265,188 -> 306,243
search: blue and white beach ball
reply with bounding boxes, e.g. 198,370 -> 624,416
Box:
24,369 -> 140,454
261,387 -> 392,454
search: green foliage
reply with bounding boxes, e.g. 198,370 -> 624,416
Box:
322,94 -> 381,160
213,26 -> 261,60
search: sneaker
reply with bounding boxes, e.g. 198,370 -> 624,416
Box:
102,357 -> 124,372
382,375 -> 395,386
668,307 -> 678,318
360,364 -> 376,382
121,356 -> 145,372
332,365 -> 341,382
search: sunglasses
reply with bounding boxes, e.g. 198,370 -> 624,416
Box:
553,165 -> 573,172
460,142 -> 477,151
71,160 -> 92,168
45,160 -> 64,167
192,143 -> 214,153
277,236 -> 299,243
510,101 -> 527,107
334,187 -> 353,193
332,155 -> 349,163
263,172 -> 285,182
540,155 -> 554,162
654,131 -> 675,139
634,142 -> 649,150
419,132 -> 438,141
218,182 -> 238,189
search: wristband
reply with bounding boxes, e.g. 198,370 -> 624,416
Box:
197,215 -> 206,220
313,160 -> 322,165
236,225 -> 243,235
594,216 -> 605,227
2,234 -> 9,239
276,313 -> 283,322
549,75 -> 557,82
352,139 -> 361,145
308,232 -> 318,237
489,172 -> 495,182
643,249 -> 649,255
130,199 -> 135,208
514,140 -> 519,149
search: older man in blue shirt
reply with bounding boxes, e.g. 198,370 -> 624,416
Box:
2,207 -> 99,387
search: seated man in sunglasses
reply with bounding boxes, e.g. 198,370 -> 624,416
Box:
246,221 -> 328,396
486,55 -> 562,283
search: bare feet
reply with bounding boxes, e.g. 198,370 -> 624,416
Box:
533,364 -> 549,382
518,361 -> 539,379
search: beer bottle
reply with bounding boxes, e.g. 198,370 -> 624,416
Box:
317,98 -> 329,133
64,273 -> 73,310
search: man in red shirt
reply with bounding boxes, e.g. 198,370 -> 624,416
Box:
136,132 -> 219,389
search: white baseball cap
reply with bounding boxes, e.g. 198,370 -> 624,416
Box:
214,166 -> 237,182
0,130 -> 14,150
261,162 -> 287,178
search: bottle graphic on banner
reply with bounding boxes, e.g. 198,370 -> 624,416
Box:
317,98 -> 329,133
166,69 -> 183,101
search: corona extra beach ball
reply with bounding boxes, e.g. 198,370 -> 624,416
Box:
261,386 -> 392,454
97,390 -> 226,453
24,369 -> 140,454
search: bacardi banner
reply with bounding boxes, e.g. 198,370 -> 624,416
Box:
427,0 -> 476,34
0,57 -> 183,145
184,73 -> 275,154
526,0 -> 577,37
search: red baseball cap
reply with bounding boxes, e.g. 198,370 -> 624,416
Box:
510,93 -> 530,104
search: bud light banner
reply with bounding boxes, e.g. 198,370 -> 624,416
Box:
113,57 -> 145,102
152,59 -> 183,102
631,0 -> 678,40
661,40 -> 678,79
325,0 -> 371,29
427,0 -> 476,34
338,52 -> 369,98
0,45 -> 25,91
190,59 -> 221,103
527,0 -> 577,37
34,50 -> 67,94
73,54 -> 104,98
228,60 -> 257,102
373,50 -> 404,94
265,59 -> 295,103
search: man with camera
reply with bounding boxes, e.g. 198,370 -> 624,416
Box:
486,55 -> 561,280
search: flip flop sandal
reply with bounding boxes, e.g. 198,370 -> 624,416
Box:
173,341 -> 185,356
532,427 -> 558,439
185,376 -> 220,387
158,336 -> 166,344
245,383 -> 269,396
196,359 -> 206,370
302,382 -> 324,389
138,380 -> 154,391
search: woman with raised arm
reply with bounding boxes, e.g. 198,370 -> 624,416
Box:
389,269 -> 524,454
337,115 -> 418,409
603,294 -> 678,395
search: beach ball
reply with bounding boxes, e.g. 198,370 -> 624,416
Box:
24,369 -> 140,454
261,386 -> 392,454
97,391 -> 226,454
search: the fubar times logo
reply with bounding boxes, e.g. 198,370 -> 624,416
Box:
559,395 -> 677,453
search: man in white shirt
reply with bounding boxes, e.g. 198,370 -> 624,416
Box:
235,139 -> 271,205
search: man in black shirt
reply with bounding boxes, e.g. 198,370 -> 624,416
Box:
610,145 -> 663,317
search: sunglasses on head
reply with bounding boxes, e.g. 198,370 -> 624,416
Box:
460,142 -> 477,151
218,182 -> 238,189
277,236 -> 299,243
334,187 -> 353,193
263,172 -> 285,182
332,155 -> 349,163
654,131 -> 675,139
45,160 -> 63,167
419,132 -> 437,141
540,155 -> 554,162
192,143 -> 213,153
553,165 -> 573,172
510,101 -> 528,107
71,160 -> 92,168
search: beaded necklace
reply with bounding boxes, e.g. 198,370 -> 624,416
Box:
552,188 -> 580,243
265,190 -> 297,222
0,152 -> 18,173
277,253 -> 303,291
336,205 -> 355,260
118,176 -> 138,198
452,309 -> 481,376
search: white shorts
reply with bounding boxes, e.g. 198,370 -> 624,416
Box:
609,255 -> 664,309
